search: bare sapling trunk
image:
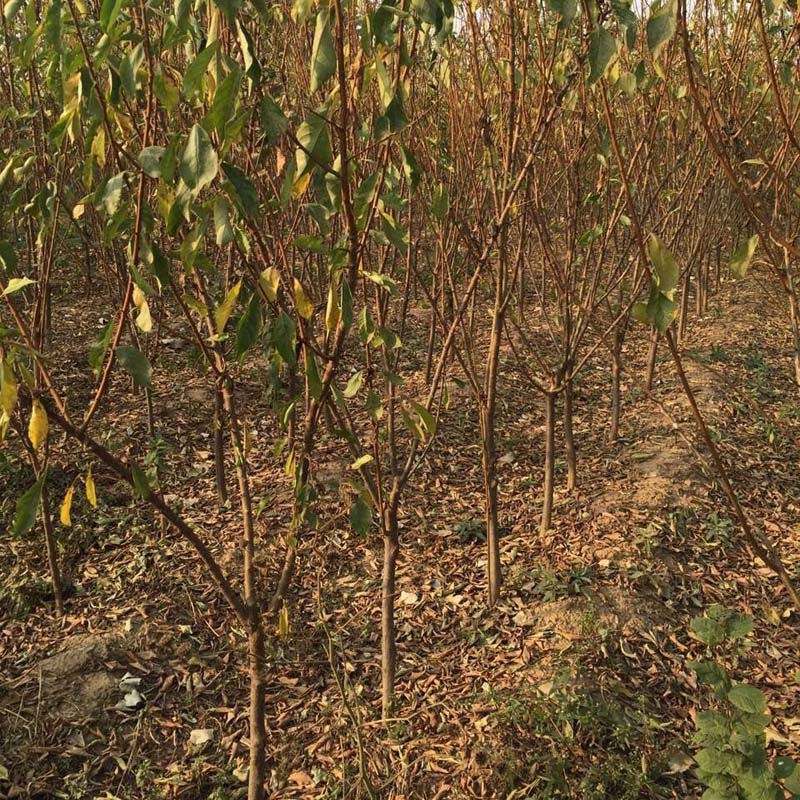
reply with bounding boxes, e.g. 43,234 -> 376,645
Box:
480,407 -> 502,607
40,483 -> 64,616
563,379 -> 577,492
678,269 -> 691,343
247,623 -> 267,800
381,498 -> 400,718
645,327 -> 659,392
213,386 -> 227,504
609,330 -> 623,443
482,301 -> 504,607
541,389 -> 556,534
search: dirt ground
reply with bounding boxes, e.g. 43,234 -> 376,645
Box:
1,269 -> 799,799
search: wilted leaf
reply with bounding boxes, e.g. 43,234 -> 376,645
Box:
28,399 -> 48,450
60,484 -> 75,527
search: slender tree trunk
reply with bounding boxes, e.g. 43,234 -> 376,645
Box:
609,331 -> 623,443
541,391 -> 556,535
563,380 -> 576,492
678,270 -> 691,343
213,387 -> 227,504
40,484 -> 64,616
645,328 -> 658,392
247,623 -> 267,800
381,501 -> 399,718
424,270 -> 437,384
481,299 -> 504,607
715,243 -> 722,292
145,387 -> 155,437
480,407 -> 502,607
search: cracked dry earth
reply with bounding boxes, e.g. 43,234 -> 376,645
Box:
1,271 -> 800,799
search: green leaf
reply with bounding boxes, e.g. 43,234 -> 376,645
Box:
0,241 -> 17,273
647,0 -> 677,59
400,145 -> 421,190
295,108 -> 333,178
687,659 -> 728,686
727,684 -> 767,714
13,472 -> 46,535
213,198 -> 234,247
181,124 -> 218,193
631,302 -> 649,324
547,0 -> 577,28
139,146 -> 166,178
310,7 -> 336,93
305,351 -> 322,400
3,276 -> 35,295
154,67 -> 180,113
691,616 -> 726,646
411,401 -> 436,436
206,66 -> 242,137
260,94 -> 288,144
183,42 -> 219,99
116,345 -> 152,388
235,293 -> 261,358
784,765 -> 800,794
99,0 -> 122,31
88,320 -> 114,379
431,183 -> 449,220
130,462 -> 151,498
272,311 -> 296,366
236,22 -> 262,83
343,370 -> 363,398
120,43 -> 144,97
726,613 -> 753,639
695,747 -> 738,775
646,286 -> 677,333
730,234 -> 759,279
774,757 -> 795,780
100,172 -> 125,215
588,27 -> 616,85
647,234 -> 679,295
349,495 -> 371,535
222,162 -> 260,217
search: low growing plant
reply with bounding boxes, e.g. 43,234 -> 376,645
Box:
688,604 -> 800,800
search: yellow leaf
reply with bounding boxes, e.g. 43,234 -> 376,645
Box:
278,605 -> 289,639
325,284 -> 340,333
85,469 -> 97,508
133,287 -> 153,333
0,360 -> 18,415
293,279 -> 314,320
214,280 -> 242,333
136,299 -> 153,333
259,267 -> 280,302
28,400 -> 48,451
60,484 -> 75,527
767,607 -> 781,626
291,171 -> 311,199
